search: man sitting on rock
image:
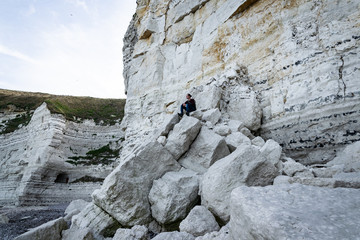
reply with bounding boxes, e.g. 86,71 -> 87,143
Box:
179,93 -> 196,117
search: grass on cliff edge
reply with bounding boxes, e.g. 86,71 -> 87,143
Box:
0,89 -> 126,132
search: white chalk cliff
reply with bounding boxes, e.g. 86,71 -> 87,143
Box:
0,103 -> 123,206
122,0 -> 360,165
11,0 -> 360,239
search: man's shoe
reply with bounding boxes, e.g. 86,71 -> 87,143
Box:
178,113 -> 183,117
186,112 -> 189,116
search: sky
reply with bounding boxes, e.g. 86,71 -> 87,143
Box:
0,0 -> 136,99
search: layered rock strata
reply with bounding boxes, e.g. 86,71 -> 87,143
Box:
10,0 -> 360,239
0,103 -> 123,206
122,0 -> 360,164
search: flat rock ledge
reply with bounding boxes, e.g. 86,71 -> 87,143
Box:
230,184 -> 360,240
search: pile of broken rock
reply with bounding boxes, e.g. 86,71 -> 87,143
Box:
14,110 -> 360,240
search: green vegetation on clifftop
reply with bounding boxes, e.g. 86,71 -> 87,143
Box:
66,144 -> 120,166
0,89 -> 126,134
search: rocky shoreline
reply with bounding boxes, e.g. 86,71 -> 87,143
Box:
0,204 -> 67,240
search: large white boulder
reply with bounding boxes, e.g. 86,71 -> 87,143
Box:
14,217 -> 67,240
179,206 -> 220,237
259,139 -> 282,165
281,157 -> 308,177
179,127 -> 230,173
158,113 -> 180,137
227,120 -> 244,133
149,169 -> 199,225
165,117 -> 202,160
191,84 -> 222,111
230,184 -> 360,240
251,136 -> 265,148
326,141 -> 360,172
312,165 -> 344,178
65,199 -> 90,215
202,109 -> 221,125
152,231 -> 195,240
63,203 -> 117,240
113,225 -> 148,240
92,141 -> 181,226
200,144 -> 280,223
224,86 -> 261,131
213,125 -> 231,136
225,132 -> 251,152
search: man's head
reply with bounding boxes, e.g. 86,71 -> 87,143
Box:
186,93 -> 192,100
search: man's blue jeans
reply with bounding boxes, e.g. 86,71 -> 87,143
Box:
180,104 -> 195,115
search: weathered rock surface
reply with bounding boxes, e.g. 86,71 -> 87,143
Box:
227,120 -> 244,133
65,199 -> 90,216
281,157 -> 308,177
152,231 -> 195,240
113,225 -> 148,240
92,141 -> 181,226
230,184 -> 360,240
0,103 -> 123,206
0,213 -> 9,224
274,172 -> 360,189
149,169 -> 199,225
326,141 -> 360,172
64,199 -> 90,221
225,132 -> 251,152
223,85 -> 262,131
194,225 -> 231,240
165,116 -> 202,160
158,113 -> 180,137
213,125 -> 231,136
179,127 -> 230,173
201,109 -> 221,125
191,85 -> 222,111
200,143 -> 280,222
14,217 -> 67,240
251,136 -> 265,148
179,206 -> 220,237
63,203 -> 117,240
273,175 -> 337,188
122,0 -> 360,165
62,227 -> 95,240
260,140 -> 282,166
333,172 -> 360,188
8,0 -> 360,239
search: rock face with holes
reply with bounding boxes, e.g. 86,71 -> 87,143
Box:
0,103 -> 124,206
122,0 -> 360,165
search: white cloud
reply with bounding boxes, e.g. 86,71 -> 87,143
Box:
0,44 -> 39,64
24,4 -> 36,16
0,0 -> 136,99
21,13 -> 125,98
66,0 -> 89,13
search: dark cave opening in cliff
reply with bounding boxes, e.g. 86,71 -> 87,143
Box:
54,173 -> 69,183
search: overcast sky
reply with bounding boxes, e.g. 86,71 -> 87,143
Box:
0,0 -> 136,99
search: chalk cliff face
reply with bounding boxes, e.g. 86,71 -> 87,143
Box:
0,103 -> 123,206
122,0 -> 360,165
12,1 -> 360,239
